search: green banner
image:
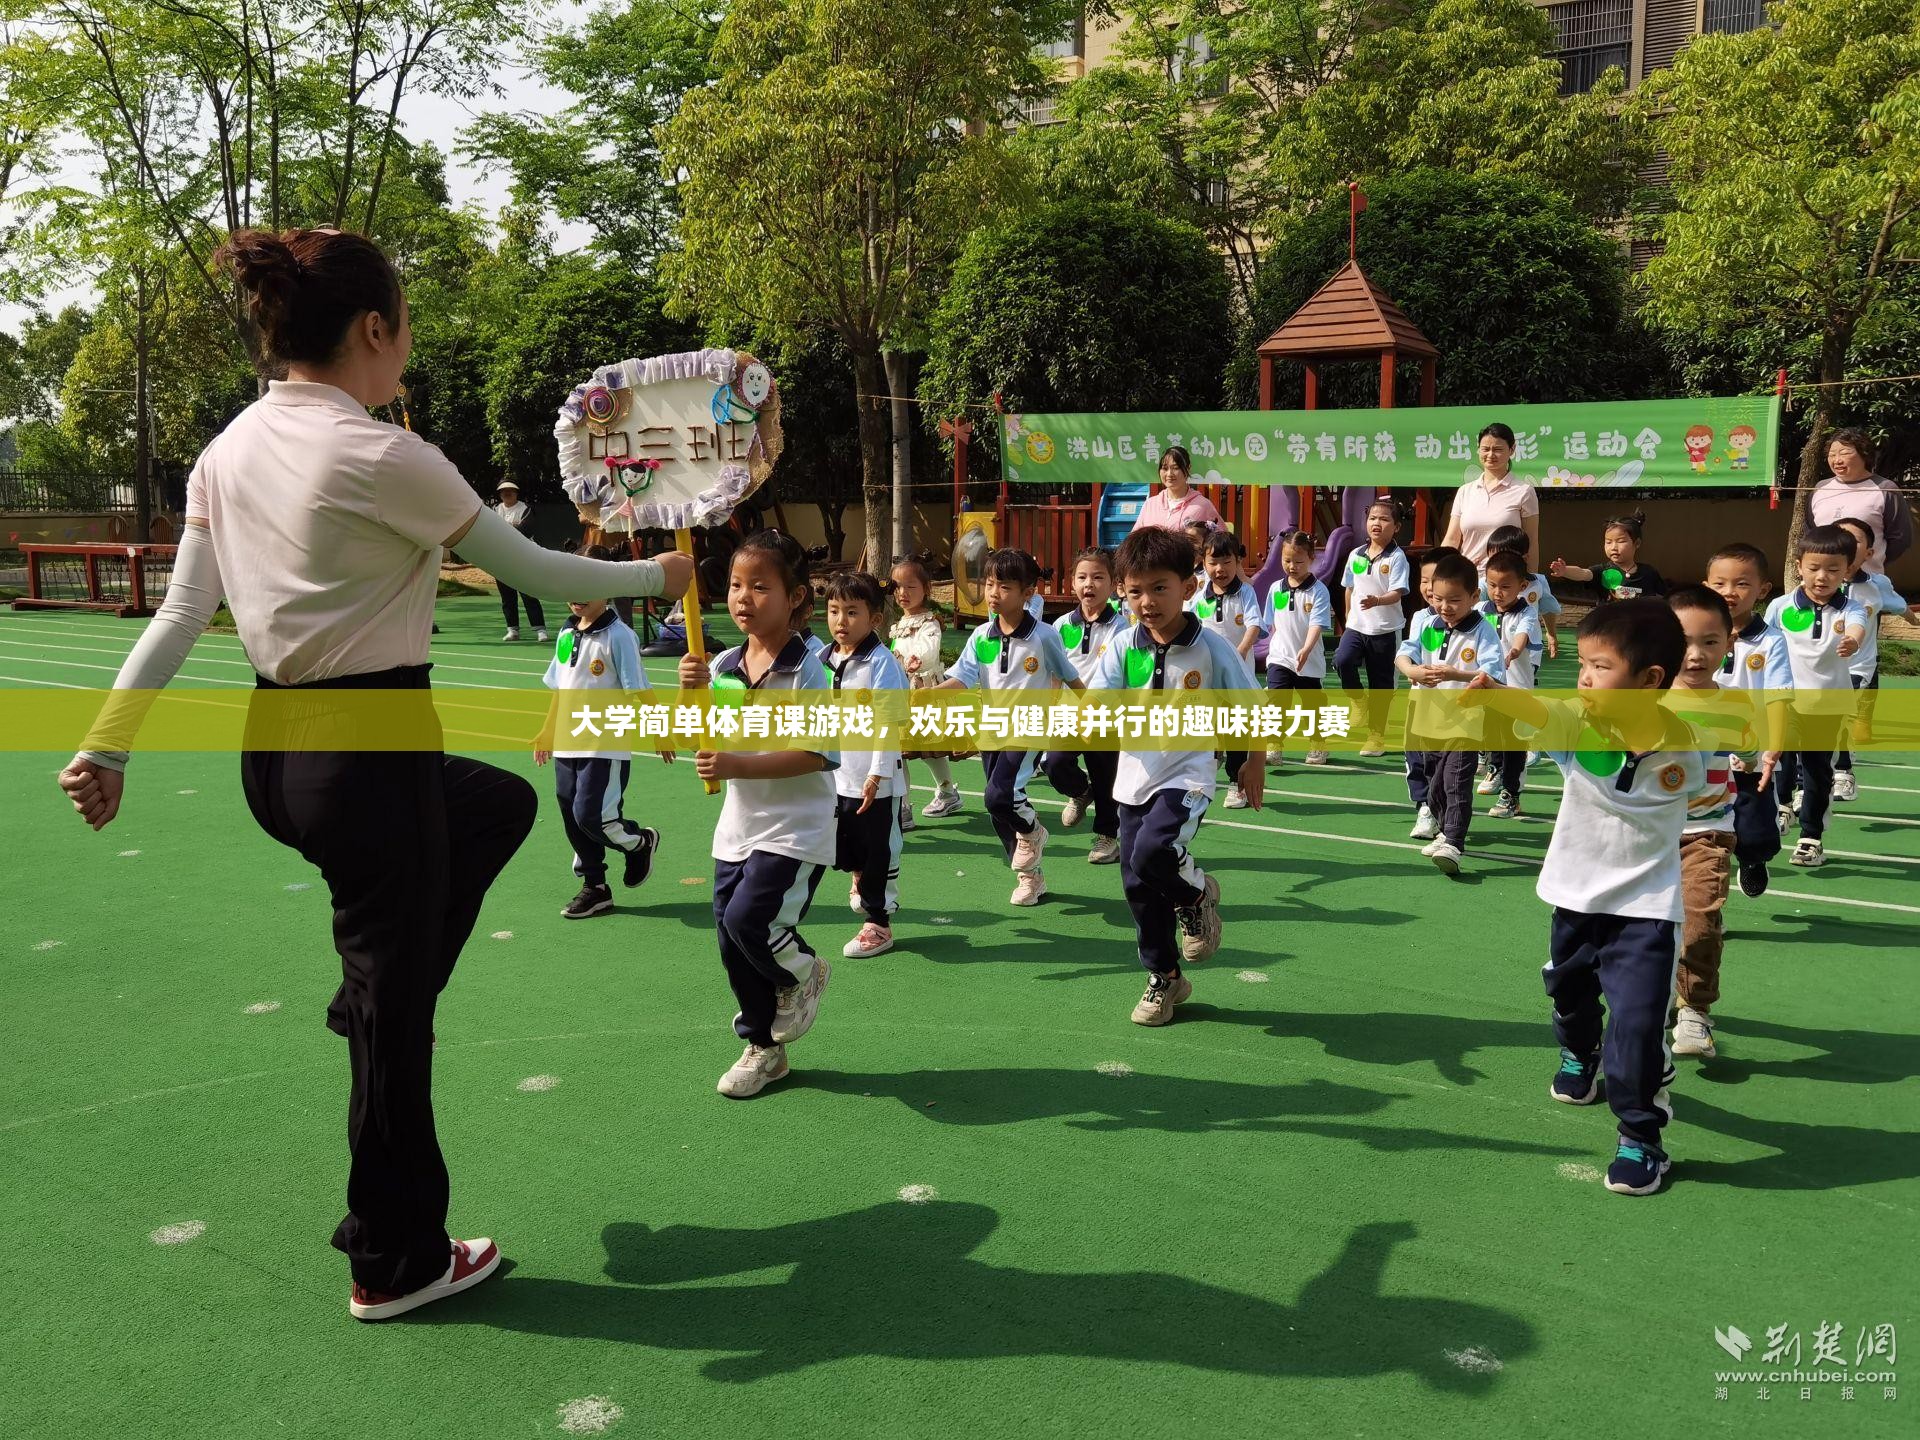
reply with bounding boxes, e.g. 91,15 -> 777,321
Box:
1000,396 -> 1780,491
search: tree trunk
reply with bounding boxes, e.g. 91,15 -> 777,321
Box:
883,349 -> 914,562
1783,326 -> 1851,563
133,271 -> 153,546
851,345 -> 892,574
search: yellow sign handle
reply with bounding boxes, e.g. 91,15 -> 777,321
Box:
677,527 -> 722,796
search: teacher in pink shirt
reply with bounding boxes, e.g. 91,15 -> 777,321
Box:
1441,423 -> 1539,567
1132,445 -> 1222,534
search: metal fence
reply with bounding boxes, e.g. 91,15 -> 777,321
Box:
0,471 -> 138,513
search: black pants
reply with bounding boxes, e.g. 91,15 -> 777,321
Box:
1405,745 -> 1429,809
499,584 -> 546,631
1730,770 -> 1781,866
1118,789 -> 1210,975
714,853 -> 824,1046
554,756 -> 642,885
1332,629 -> 1397,735
981,749 -> 1041,861
1773,715 -> 1839,840
1042,749 -> 1119,838
1423,749 -> 1477,845
1495,749 -> 1527,800
1545,909 -> 1677,1149
835,793 -> 902,926
241,670 -> 537,1294
1265,668 -> 1322,757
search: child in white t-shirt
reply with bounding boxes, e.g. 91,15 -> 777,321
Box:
1264,529 -> 1336,767
1705,541 -> 1792,898
1190,529 -> 1268,805
1045,545 -> 1129,863
888,558 -> 963,823
1831,516 -> 1918,799
678,532 -> 839,1100
823,570 -> 910,960
1481,548 -> 1542,820
1334,497 -> 1410,755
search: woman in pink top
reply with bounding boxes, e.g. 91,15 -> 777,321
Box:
1132,445 -> 1222,534
1441,423 -> 1539,567
1802,427 -> 1910,575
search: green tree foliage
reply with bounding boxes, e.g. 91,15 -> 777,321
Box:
1230,170 -> 1662,409
0,306 -> 92,429
1637,0 -> 1920,514
920,199 -> 1232,428
483,256 -> 699,498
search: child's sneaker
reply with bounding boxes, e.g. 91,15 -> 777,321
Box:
1526,750 -> 1543,767
716,1042 -> 789,1098
1060,792 -> 1089,828
1303,750 -> 1329,766
535,628 -> 551,644
770,957 -> 829,1043
561,883 -> 613,919
349,1237 -> 502,1321
1130,971 -> 1193,1027
898,796 -> 916,833
1222,783 -> 1248,809
1010,822 -> 1049,872
1419,837 -> 1443,858
1833,768 -> 1858,801
1776,803 -> 1794,832
1359,733 -> 1387,757
922,783 -> 964,818
1087,834 -> 1121,865
1409,805 -> 1438,841
1175,874 -> 1222,964
1476,767 -> 1499,795
1672,1006 -> 1716,1059
1488,791 -> 1521,820
1010,869 -> 1048,906
1790,838 -> 1825,868
1549,1048 -> 1601,1105
1737,859 -> 1769,898
1427,839 -> 1462,875
1604,1138 -> 1671,1196
501,627 -> 520,642
622,827 -> 660,888
843,922 -> 893,959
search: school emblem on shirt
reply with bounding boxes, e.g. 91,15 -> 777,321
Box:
1525,589 -> 1538,603
1658,764 -> 1686,793
589,658 -> 606,676
1460,647 -> 1477,663
1022,655 -> 1039,674
1182,670 -> 1202,689
1746,652 -> 1765,672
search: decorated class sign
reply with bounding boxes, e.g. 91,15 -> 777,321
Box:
1000,396 -> 1780,491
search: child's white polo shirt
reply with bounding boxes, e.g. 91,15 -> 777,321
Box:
949,612 -> 1078,693
1053,601 -> 1129,687
824,632 -> 908,801
1265,576 -> 1335,677
1087,615 -> 1261,806
1186,577 -> 1267,649
1764,589 -> 1869,713
543,610 -> 647,761
1342,542 -> 1410,636
709,636 -> 839,867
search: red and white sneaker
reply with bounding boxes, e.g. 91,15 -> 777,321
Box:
349,1237 -> 501,1321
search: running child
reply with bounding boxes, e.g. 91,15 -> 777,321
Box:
1481,548 -> 1542,820
1395,551 -> 1506,873
1090,526 -> 1265,1026
1832,517 -> 1918,801
1265,529 -> 1335,767
678,531 -> 837,1099
1334,497 -> 1410,756
824,571 -> 909,960
1191,530 -> 1268,805
1663,585 -> 1768,1063
888,558 -> 964,823
1045,546 -> 1128,864
1550,510 -> 1666,601
533,549 -> 665,919
1405,545 -> 1461,841
1765,525 -> 1868,868
1704,541 -> 1792,897
1480,523 -> 1561,659
936,548 -> 1082,905
1474,599 -> 1711,1196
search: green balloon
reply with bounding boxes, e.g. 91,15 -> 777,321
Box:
1601,567 -> 1626,591
1272,589 -> 1291,611
556,630 -> 575,664
1780,606 -> 1816,633
711,673 -> 748,707
1351,555 -> 1370,575
1195,598 -> 1218,620
1419,625 -> 1445,652
1059,621 -> 1085,650
1123,647 -> 1155,688
1573,726 -> 1625,777
973,634 -> 1003,665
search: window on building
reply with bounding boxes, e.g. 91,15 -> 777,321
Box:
1545,0 -> 1633,95
1037,14 -> 1084,60
1173,32 -> 1230,98
1702,0 -> 1767,34
1189,176 -> 1229,209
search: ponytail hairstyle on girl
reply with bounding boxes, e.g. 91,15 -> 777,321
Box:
1605,509 -> 1647,542
215,228 -> 402,367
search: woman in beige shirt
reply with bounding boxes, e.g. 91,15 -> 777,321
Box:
58,228 -> 691,1323
1442,423 -> 1540,568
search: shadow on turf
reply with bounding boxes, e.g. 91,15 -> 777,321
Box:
449,1208 -> 1535,1390
791,1066 -> 1584,1158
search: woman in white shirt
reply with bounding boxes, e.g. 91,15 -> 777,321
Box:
57,227 -> 691,1323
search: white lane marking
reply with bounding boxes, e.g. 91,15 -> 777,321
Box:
149,1220 -> 206,1245
556,1396 -> 624,1435
516,1074 -> 561,1092
243,1001 -> 281,1015
897,1184 -> 938,1203
1095,1061 -> 1135,1077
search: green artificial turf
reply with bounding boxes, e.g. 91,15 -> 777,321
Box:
1,598 -> 1915,1438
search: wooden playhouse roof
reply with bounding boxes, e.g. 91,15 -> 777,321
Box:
1256,259 -> 1438,361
